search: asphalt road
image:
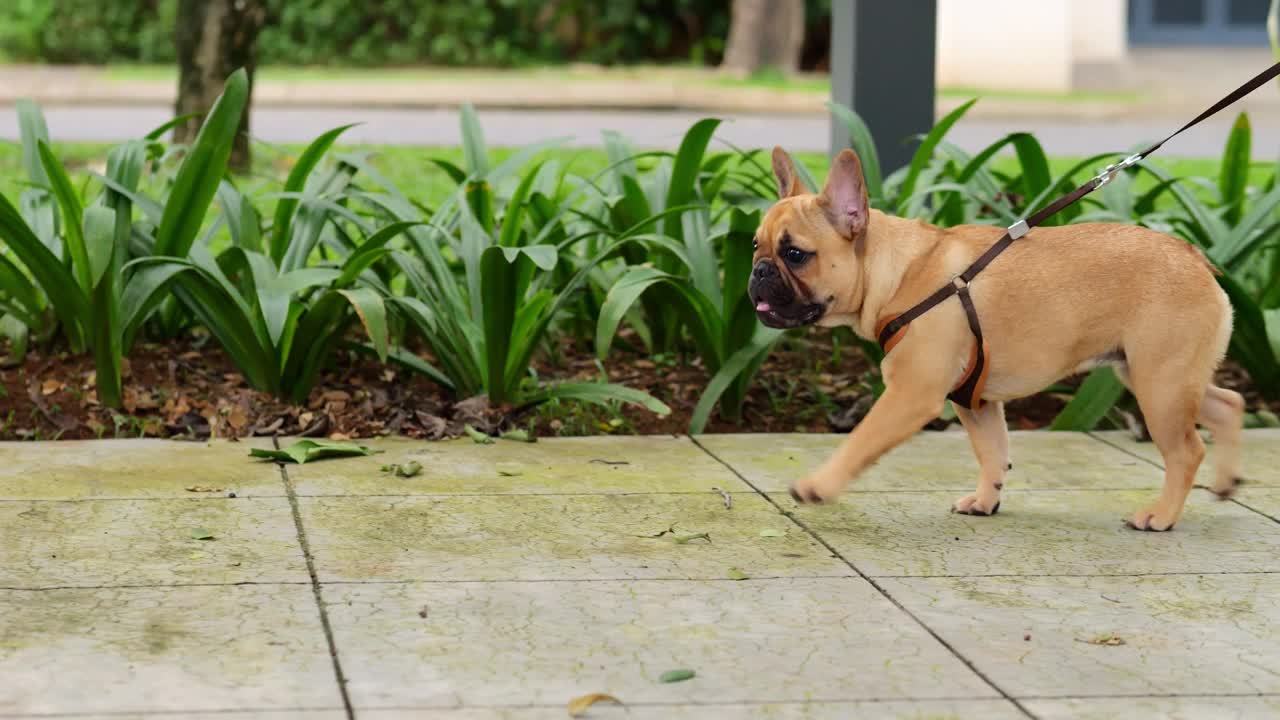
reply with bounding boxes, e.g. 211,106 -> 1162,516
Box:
0,104 -> 1268,158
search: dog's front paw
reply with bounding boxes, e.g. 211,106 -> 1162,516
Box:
1126,504 -> 1179,532
952,490 -> 1001,516
789,470 -> 846,504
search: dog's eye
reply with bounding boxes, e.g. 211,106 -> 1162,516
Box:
783,247 -> 811,266
752,237 -> 758,251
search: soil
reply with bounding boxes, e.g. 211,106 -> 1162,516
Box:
0,329 -> 1274,442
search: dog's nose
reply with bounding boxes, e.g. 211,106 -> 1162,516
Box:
753,261 -> 778,280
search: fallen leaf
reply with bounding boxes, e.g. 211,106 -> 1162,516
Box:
226,404 -> 249,430
250,439 -> 374,464
658,669 -> 696,683
711,486 -> 732,509
381,460 -> 423,478
41,379 -> 62,396
417,605 -> 429,619
727,567 -> 748,581
758,528 -> 785,538
567,692 -> 623,717
673,532 -> 710,544
500,428 -> 534,443
185,485 -> 225,493
1079,633 -> 1126,646
464,424 -> 495,444
190,528 -> 215,540
497,470 -> 522,477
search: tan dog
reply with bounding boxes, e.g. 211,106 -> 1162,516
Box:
749,147 -> 1244,531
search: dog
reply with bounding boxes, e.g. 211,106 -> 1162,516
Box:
748,146 -> 1244,531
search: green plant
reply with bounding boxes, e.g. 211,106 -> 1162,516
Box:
585,121 -> 786,432
0,102 -> 152,405
123,121 -> 400,403
370,106 -> 671,416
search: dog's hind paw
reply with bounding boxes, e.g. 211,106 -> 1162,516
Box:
952,492 -> 1001,516
1210,476 -> 1243,500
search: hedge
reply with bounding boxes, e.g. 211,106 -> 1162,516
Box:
0,0 -> 831,68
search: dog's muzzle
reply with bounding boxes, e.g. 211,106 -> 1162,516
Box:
748,260 -> 825,329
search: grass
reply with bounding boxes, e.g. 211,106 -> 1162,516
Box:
0,140 -> 1261,216
95,63 -> 1140,104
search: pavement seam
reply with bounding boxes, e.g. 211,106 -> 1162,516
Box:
276,446 -> 356,720
7,568 -> 1279,593
0,709 -> 344,718
689,436 -> 1038,719
0,581 -> 313,592
1088,431 -> 1280,527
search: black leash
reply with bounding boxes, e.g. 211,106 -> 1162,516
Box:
875,60 -> 1280,410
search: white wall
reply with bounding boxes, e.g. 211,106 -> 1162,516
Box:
1071,0 -> 1128,62
936,0 -> 1127,92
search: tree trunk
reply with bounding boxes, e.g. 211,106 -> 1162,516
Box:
174,0 -> 265,172
721,0 -> 805,75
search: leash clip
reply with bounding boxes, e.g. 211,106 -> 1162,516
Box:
1095,153 -> 1144,188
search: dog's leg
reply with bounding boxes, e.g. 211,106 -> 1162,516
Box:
1198,384 -> 1245,498
790,342 -> 952,503
952,401 -> 1009,516
1124,365 -> 1207,532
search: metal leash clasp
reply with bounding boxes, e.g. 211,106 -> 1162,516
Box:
1095,153 -> 1144,188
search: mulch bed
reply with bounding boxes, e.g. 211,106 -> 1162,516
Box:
1,329 -> 1273,441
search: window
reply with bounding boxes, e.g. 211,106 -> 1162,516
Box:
1227,0 -> 1270,26
1152,0 -> 1206,24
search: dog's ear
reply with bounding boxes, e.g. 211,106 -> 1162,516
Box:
819,149 -> 869,242
771,146 -> 804,199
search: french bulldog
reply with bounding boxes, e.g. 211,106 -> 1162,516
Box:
748,146 -> 1243,531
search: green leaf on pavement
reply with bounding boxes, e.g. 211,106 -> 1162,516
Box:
250,439 -> 374,464
658,669 -> 696,683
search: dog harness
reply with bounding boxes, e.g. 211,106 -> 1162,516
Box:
871,60 -> 1280,411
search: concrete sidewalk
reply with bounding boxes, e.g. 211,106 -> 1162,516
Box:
2,430 -> 1280,718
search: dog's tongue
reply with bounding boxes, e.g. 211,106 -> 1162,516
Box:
755,302 -> 771,312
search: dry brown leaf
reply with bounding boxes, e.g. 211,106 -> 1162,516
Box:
1080,633 -> 1126,646
567,693 -> 623,717
227,404 -> 249,430
41,379 -> 62,396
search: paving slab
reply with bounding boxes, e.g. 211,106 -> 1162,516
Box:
300,493 -> 847,583
17,707 -> 350,712
1228,488 -> 1280,523
878,573 -> 1280,698
784,489 -> 1280,577
1024,697 -> 1280,719
286,436 -> 750,496
323,578 -> 998,710
359,699 -> 1026,718
698,431 -> 1156,493
0,438 -> 281,499
0,584 -> 342,715
1094,429 -> 1280,486
0,496 -> 309,588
